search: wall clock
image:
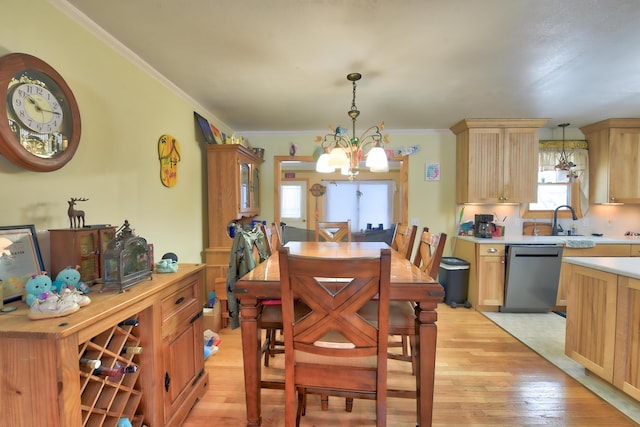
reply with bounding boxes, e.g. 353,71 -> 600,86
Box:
0,53 -> 81,172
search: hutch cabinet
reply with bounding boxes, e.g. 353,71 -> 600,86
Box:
49,226 -> 116,284
580,118 -> 640,204
450,119 -> 548,204
204,144 -> 263,302
0,264 -> 207,427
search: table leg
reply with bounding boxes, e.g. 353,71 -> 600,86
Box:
240,298 -> 262,426
414,303 -> 438,427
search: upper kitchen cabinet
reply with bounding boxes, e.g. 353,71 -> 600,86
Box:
580,118 -> 640,204
451,119 -> 549,204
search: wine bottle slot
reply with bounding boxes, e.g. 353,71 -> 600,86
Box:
79,358 -> 101,369
121,346 -> 143,355
118,318 -> 139,327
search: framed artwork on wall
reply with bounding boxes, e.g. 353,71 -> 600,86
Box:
193,111 -> 216,144
0,224 -> 45,303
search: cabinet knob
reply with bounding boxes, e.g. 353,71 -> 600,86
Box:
487,247 -> 498,253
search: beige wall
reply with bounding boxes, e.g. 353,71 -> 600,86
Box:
0,0 -> 461,268
0,0 -> 232,264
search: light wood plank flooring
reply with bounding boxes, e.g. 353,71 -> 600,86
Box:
183,305 -> 637,426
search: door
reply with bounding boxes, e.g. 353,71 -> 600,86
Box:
280,180 -> 308,228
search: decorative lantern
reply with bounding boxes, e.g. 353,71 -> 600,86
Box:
101,220 -> 152,292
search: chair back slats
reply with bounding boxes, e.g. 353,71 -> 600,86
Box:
315,220 -> 352,242
412,227 -> 447,278
278,246 -> 390,426
391,223 -> 418,260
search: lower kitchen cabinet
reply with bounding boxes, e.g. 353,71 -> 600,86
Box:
613,275 -> 640,401
556,244 -> 631,306
0,264 -> 208,427
564,263 -> 618,382
453,239 -> 505,310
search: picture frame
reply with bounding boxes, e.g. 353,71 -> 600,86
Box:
193,111 -> 216,144
0,224 -> 45,303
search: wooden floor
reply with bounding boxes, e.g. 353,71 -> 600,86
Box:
183,305 -> 637,426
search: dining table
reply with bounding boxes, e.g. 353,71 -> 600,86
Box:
233,241 -> 445,427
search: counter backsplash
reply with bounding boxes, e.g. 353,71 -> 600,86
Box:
456,203 -> 640,238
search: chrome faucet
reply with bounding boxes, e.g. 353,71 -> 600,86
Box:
552,205 -> 578,236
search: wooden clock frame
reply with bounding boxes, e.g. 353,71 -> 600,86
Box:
0,53 -> 81,172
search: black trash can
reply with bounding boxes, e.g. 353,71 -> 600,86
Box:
439,257 -> 471,308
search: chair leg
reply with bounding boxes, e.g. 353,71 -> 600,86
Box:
401,335 -> 409,356
345,397 -> 354,412
320,393 -> 329,410
409,334 -> 417,375
296,387 -> 306,426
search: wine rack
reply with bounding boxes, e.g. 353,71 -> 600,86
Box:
78,316 -> 144,427
0,263 -> 207,427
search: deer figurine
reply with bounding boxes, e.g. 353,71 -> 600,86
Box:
67,197 -> 89,228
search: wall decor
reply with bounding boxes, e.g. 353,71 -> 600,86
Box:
210,121 -> 222,144
0,53 -> 81,171
193,111 -> 215,144
0,224 -> 45,303
158,134 -> 181,187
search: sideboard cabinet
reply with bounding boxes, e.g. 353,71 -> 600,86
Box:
0,264 -> 208,427
580,118 -> 640,204
204,144 -> 263,302
450,118 -> 548,204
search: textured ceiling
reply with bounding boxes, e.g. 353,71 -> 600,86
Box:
61,0 -> 640,132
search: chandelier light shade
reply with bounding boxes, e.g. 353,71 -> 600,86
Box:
315,73 -> 389,178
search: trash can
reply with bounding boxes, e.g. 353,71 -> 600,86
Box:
439,257 -> 471,308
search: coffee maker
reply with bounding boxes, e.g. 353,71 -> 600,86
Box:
474,214 -> 494,238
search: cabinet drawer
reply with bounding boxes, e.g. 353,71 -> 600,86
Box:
478,244 -> 505,257
162,277 -> 201,336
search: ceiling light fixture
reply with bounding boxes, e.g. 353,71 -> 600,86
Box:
555,122 -> 575,172
315,73 -> 389,179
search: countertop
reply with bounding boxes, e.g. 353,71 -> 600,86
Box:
563,257 -> 640,280
455,235 -> 640,245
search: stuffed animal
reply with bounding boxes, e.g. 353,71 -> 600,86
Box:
52,266 -> 89,294
25,273 -> 53,306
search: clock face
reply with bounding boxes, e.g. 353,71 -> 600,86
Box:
0,53 -> 81,171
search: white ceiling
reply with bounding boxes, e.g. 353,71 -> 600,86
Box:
60,0 -> 640,132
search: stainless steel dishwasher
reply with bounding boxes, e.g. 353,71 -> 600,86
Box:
500,244 -> 564,313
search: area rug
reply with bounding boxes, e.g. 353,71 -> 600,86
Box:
482,311 -> 640,424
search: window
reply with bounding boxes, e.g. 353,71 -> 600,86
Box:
323,180 -> 396,231
522,140 -> 588,218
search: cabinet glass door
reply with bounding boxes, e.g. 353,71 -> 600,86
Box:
252,165 -> 260,210
240,162 -> 250,210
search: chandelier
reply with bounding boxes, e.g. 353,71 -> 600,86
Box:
315,73 -> 389,178
555,122 -> 575,172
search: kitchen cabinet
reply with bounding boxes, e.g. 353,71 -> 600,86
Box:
0,264 -> 208,427
204,144 -> 263,306
565,263 -> 618,382
450,119 -> 548,204
580,118 -> 640,204
452,239 -> 505,310
614,275 -> 640,401
49,226 -> 116,284
556,244 -> 631,306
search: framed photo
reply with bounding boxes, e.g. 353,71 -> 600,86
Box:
0,225 -> 45,303
193,111 -> 216,144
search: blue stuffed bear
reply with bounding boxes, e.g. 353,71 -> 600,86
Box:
52,266 -> 89,294
25,273 -> 53,306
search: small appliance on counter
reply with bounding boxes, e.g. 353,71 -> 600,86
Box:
474,214 -> 494,238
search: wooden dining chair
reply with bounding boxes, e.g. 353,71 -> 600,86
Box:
315,220 -> 352,242
387,223 -> 418,357
258,222 -> 286,367
390,223 -> 418,260
278,246 -> 391,427
388,228 -> 447,372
